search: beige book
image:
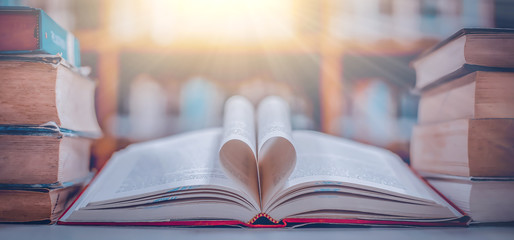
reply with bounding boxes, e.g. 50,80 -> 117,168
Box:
412,28 -> 514,91
411,119 -> 514,177
0,124 -> 93,185
425,173 -> 514,223
418,71 -> 514,124
0,183 -> 83,223
0,56 -> 101,135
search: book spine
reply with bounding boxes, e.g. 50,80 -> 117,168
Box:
38,9 -> 81,67
0,7 -> 81,67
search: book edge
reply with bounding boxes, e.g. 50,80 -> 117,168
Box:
57,218 -> 469,228
0,172 -> 95,190
409,168 -> 471,224
0,54 -> 89,78
58,171 -> 470,227
414,28 -> 514,62
414,65 -> 514,93
0,123 -> 102,139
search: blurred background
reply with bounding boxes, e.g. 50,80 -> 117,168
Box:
2,0 -> 513,167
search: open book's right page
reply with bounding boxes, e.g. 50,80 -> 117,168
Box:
264,131 -> 464,222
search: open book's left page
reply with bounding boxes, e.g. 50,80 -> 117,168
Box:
60,129 -> 260,223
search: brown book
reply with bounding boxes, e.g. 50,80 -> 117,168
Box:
0,125 -> 93,185
426,174 -> 514,223
0,56 -> 101,135
412,28 -> 514,91
411,118 -> 514,177
0,184 -> 83,223
418,71 -> 514,124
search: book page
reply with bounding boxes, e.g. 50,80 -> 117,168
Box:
284,131 -> 437,200
73,129 -> 259,211
218,96 -> 260,204
256,96 -> 296,206
263,131 -> 463,220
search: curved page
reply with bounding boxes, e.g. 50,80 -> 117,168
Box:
265,130 -> 463,221
257,96 -> 296,206
219,96 -> 260,204
61,128 -> 260,223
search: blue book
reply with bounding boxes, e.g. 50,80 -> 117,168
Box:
0,6 -> 81,67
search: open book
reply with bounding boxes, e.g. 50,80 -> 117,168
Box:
60,96 -> 468,227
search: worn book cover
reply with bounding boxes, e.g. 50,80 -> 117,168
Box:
0,6 -> 81,67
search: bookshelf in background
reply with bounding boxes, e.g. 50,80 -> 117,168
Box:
74,0 -> 330,168
21,0 -> 501,168
338,48 -> 421,161
320,0 -> 496,161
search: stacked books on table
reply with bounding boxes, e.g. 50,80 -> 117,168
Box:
0,7 -> 101,223
410,28 -> 514,223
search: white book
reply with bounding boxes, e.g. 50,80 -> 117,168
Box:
60,96 -> 466,227
423,172 -> 514,223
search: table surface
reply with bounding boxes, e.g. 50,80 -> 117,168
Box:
1,224 -> 514,240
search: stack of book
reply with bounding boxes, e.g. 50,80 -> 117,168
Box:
410,28 -> 514,223
0,7 -> 101,223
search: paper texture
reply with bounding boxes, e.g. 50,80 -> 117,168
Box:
219,96 -> 260,204
256,96 -> 296,206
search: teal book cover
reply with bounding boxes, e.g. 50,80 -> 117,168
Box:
0,6 -> 81,67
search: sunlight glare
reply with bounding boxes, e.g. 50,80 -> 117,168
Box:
149,0 -> 294,45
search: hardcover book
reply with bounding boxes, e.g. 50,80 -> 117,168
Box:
59,96 -> 468,227
0,6 -> 81,67
418,71 -> 514,124
0,177 -> 87,223
411,28 -> 514,91
424,173 -> 514,223
411,118 -> 514,177
0,123 -> 95,185
0,55 -> 101,136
